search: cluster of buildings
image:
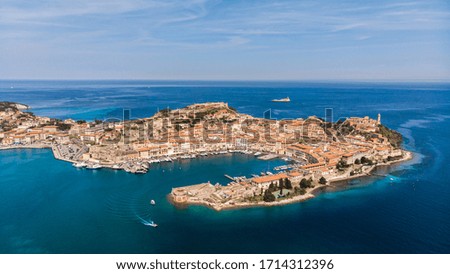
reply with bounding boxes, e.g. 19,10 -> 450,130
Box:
1,101 -> 404,177
167,105 -> 406,210
0,104 -> 68,146
1,101 -> 409,209
77,102 -> 330,164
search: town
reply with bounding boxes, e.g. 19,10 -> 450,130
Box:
0,101 -> 411,210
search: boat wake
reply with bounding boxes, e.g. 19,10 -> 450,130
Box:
385,174 -> 401,183
136,215 -> 157,227
106,191 -> 155,225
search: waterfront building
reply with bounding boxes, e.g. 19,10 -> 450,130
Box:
251,173 -> 288,190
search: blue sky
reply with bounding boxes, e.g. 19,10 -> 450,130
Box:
1,0 -> 449,80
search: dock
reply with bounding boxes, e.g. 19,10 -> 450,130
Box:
224,174 -> 235,180
258,154 -> 278,160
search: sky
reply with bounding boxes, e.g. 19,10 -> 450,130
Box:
1,0 -> 449,81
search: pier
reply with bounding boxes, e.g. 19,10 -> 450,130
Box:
224,174 -> 235,181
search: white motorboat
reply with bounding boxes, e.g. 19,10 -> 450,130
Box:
73,162 -> 87,168
86,164 -> 102,169
147,221 -> 158,228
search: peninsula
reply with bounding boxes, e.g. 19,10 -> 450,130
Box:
0,101 -> 411,210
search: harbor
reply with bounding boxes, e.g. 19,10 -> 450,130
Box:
1,101 -> 412,209
68,149 -> 288,174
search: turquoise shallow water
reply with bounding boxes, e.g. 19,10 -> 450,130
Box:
0,81 -> 450,253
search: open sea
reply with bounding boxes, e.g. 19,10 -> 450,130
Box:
0,80 -> 449,253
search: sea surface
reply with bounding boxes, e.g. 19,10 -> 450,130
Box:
0,80 -> 450,253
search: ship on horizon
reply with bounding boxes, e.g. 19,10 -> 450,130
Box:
272,97 -> 290,102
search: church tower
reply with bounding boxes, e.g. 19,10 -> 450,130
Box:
377,113 -> 381,125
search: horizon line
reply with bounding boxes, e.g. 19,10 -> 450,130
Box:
1,78 -> 450,84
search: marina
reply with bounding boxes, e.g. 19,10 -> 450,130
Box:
1,101 -> 411,210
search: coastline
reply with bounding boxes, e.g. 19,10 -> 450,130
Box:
1,143 -> 414,212
169,150 -> 414,211
0,144 -> 51,150
1,101 -> 415,212
0,144 -> 78,164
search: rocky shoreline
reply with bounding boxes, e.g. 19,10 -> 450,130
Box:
169,150 -> 413,211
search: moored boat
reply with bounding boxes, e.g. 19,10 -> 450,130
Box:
73,162 -> 87,168
86,164 -> 102,169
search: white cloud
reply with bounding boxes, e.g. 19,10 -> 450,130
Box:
1,0 -> 449,80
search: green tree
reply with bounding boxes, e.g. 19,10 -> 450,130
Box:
284,178 -> 292,189
300,178 -> 314,188
295,187 -> 306,195
300,178 -> 311,189
336,159 -> 349,170
279,178 -> 284,195
319,176 -> 327,185
158,108 -> 171,117
378,124 -> 403,148
56,123 -> 71,131
263,189 -> 276,202
354,158 -> 361,165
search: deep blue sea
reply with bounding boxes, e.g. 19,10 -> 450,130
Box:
1,80 -> 450,254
